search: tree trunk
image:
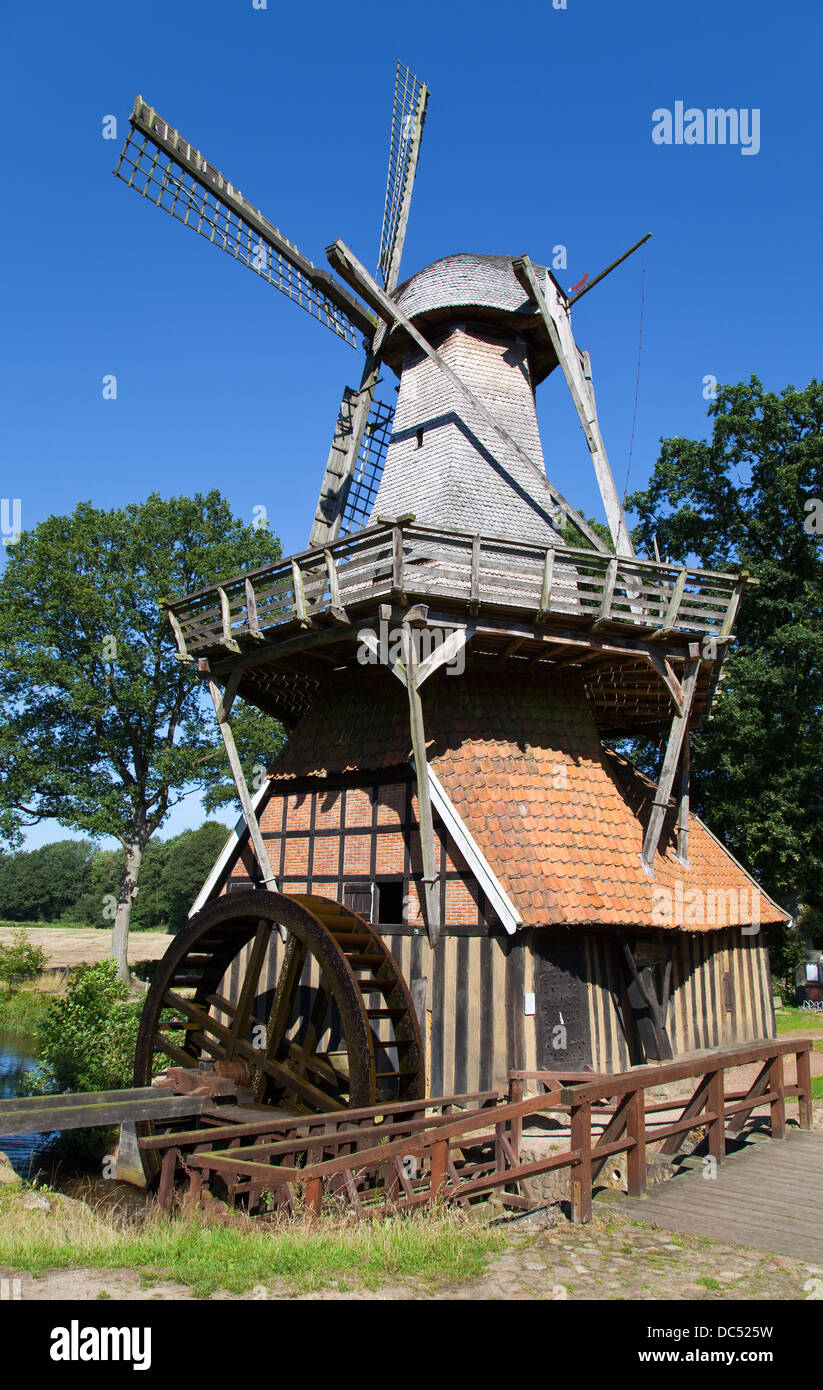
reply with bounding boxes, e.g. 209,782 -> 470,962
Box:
112,838 -> 145,985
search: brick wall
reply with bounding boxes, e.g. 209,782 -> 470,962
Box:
226,774 -> 498,932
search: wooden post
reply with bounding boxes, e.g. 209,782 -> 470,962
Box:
304,1176 -> 323,1224
706,1070 -> 726,1163
430,1139 -> 448,1202
569,1099 -> 592,1224
768,1054 -> 786,1139
625,1087 -> 647,1197
676,730 -> 690,867
797,1047 -> 812,1130
402,626 -> 440,946
641,655 -> 700,871
512,256 -> 635,559
509,1075 -> 524,1161
536,546 -> 555,622
157,1145 -> 178,1212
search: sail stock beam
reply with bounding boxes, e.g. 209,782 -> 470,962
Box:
512,255 -> 635,559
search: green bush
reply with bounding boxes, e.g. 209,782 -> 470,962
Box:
27,959 -> 143,1096
0,929 -> 47,993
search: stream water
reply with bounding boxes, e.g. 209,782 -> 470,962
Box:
0,1030 -> 52,1178
0,1029 -> 152,1214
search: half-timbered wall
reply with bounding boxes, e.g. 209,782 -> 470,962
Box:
216,773 -> 776,1094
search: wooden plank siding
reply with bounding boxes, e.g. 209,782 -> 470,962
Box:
209,774 -> 775,1095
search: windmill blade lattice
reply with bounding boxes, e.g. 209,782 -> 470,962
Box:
378,63 -> 428,290
114,99 -> 373,348
338,397 -> 396,535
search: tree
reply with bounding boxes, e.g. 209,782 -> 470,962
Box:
0,930 -> 47,993
160,821 -> 232,933
0,840 -> 95,922
0,492 -> 285,979
626,377 -> 823,917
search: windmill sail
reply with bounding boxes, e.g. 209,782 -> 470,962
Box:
310,390 -> 395,543
378,64 -> 428,291
113,97 -> 374,347
338,397 -> 395,535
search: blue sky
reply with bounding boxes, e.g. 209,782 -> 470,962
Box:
2,0 -> 821,850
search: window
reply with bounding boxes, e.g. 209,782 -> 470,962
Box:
376,881 -> 405,926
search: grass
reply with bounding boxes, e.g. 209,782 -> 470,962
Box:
0,1185 -> 505,1298
0,987 -> 52,1033
811,1076 -> 823,1100
775,1005 -> 823,1033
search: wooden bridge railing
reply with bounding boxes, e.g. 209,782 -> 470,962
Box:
165,521 -> 749,660
157,1038 -> 813,1223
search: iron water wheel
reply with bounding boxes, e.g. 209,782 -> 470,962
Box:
134,890 -> 424,1181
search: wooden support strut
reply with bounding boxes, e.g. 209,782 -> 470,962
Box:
401,624 -> 441,947
512,256 -> 635,560
676,730 -> 691,867
325,239 -> 608,553
641,653 -> 701,872
201,660 -> 285,939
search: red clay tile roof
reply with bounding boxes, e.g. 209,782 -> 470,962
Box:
269,665 -> 787,931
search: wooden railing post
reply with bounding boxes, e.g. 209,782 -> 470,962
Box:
509,1075 -> 524,1162
706,1070 -> 726,1163
625,1087 -> 647,1197
797,1046 -> 812,1130
304,1175 -> 323,1225
430,1138 -> 447,1202
768,1054 -> 786,1139
569,1099 -> 592,1224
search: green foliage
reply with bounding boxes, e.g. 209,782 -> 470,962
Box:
0,491 -> 283,852
159,822 -> 232,931
768,923 -> 807,1003
27,960 -> 143,1095
0,840 -> 95,921
0,930 -> 47,993
560,515 -> 615,552
0,822 -> 232,931
626,377 -> 823,914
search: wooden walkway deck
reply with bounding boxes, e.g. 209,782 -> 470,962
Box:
624,1130 -> 823,1263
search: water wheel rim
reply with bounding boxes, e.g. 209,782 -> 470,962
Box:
134,890 -> 424,1182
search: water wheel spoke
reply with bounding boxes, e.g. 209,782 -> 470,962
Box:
292,979 -> 334,1079
228,919 -> 271,1053
253,937 -> 308,1101
151,1035 -> 199,1068
165,988 -> 346,1112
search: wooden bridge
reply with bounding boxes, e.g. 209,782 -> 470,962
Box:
628,1129 -> 823,1263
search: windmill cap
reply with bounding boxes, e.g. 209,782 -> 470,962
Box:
382,252 -> 560,383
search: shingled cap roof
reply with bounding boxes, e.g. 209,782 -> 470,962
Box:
269,665 -> 787,932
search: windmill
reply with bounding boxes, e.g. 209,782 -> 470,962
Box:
113,64 -> 644,559
113,67 -> 780,1135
